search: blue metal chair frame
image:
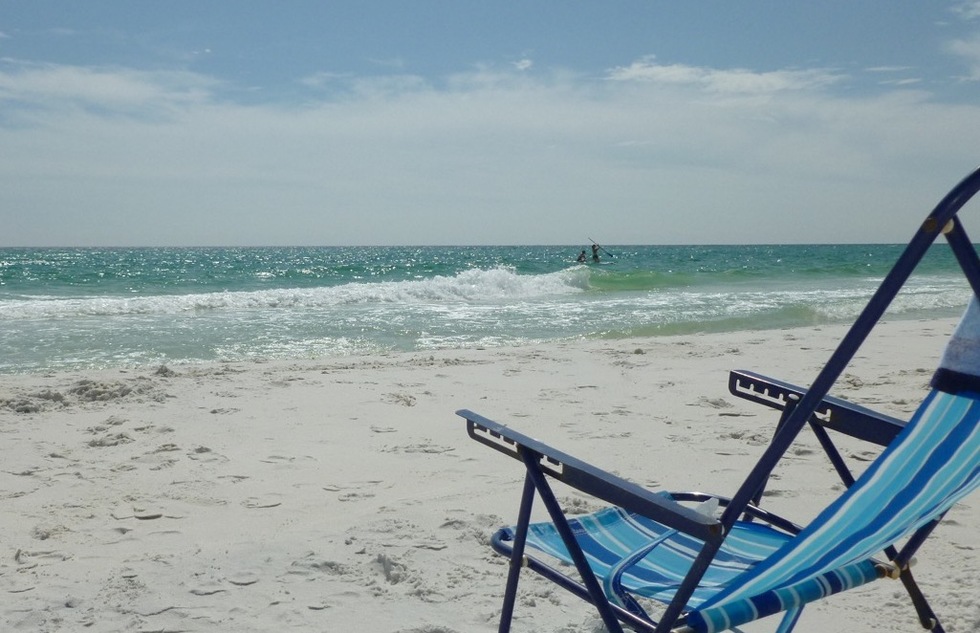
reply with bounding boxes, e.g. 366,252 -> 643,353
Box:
458,167 -> 980,632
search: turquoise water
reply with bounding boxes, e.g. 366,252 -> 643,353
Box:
0,244 -> 972,373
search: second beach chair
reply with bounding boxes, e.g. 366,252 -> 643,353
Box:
458,166 -> 980,632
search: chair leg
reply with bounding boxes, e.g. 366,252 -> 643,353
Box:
498,473 -> 537,633
523,453 -> 627,633
898,569 -> 946,632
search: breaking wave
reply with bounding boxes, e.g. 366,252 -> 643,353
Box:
0,267 -> 589,320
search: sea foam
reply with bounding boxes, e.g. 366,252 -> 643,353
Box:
0,267 -> 587,320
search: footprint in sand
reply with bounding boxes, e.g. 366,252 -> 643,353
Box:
242,494 -> 282,509
187,445 -> 228,462
110,506 -> 167,520
689,396 -> 733,409
338,491 -> 376,502
259,454 -> 295,464
381,443 -> 455,455
324,480 -> 385,502
31,524 -> 69,540
14,549 -> 71,566
384,392 -> 417,407
87,433 -> 134,447
290,554 -> 351,576
189,581 -> 227,596
226,571 -> 260,586
217,474 -> 250,483
85,416 -> 127,434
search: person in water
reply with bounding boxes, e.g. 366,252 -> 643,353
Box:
591,243 -> 600,262
577,250 -> 587,263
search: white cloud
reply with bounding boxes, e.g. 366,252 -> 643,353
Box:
0,59 -> 217,115
513,58 -> 533,71
1,57 -> 979,246
299,70 -> 353,89
606,55 -> 841,93
952,1 -> 980,20
947,34 -> 980,80
865,66 -> 915,73
879,77 -> 923,86
864,66 -> 922,87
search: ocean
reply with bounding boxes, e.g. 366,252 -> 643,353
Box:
0,244 -> 972,374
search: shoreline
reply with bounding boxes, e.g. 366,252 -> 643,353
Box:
1,319 -> 976,632
2,303 -> 972,378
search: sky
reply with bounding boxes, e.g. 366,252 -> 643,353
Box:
3,2 -> 980,246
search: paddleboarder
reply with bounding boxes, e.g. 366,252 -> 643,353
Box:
589,238 -> 614,261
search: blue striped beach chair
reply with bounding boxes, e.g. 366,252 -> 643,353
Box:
458,167 -> 980,632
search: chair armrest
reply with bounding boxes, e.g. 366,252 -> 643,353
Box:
457,408 -> 723,543
728,370 -> 907,446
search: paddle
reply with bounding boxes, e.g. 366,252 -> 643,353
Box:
589,238 -> 614,259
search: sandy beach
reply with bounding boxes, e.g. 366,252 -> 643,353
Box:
1,318 -> 977,633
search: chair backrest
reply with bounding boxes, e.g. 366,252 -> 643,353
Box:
699,300 -> 980,610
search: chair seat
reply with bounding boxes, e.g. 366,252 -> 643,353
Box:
496,505 -> 792,608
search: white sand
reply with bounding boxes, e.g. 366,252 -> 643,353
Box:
1,318 -> 977,632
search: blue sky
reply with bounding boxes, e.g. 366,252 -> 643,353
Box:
3,2 -> 980,246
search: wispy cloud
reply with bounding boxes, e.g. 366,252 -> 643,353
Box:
0,59 -> 217,115
879,77 -> 923,86
606,55 -> 841,93
865,66 -> 916,73
299,70 -> 353,89
952,0 -> 980,20
865,66 -> 923,87
946,33 -> 980,80
513,58 -> 533,71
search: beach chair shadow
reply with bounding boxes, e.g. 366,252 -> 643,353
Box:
457,167 -> 980,632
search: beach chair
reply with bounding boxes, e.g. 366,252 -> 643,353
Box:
457,166 -> 980,633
